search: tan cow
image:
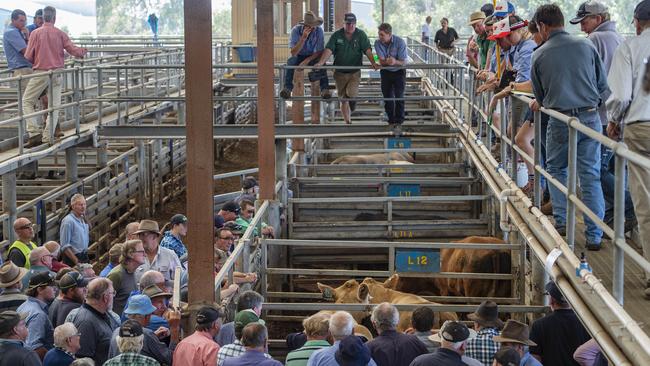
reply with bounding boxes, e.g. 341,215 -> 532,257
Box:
317,278 -> 457,332
389,236 -> 512,298
331,151 -> 415,164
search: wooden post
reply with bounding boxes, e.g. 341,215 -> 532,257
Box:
309,0 -> 319,15
291,0 -> 305,151
334,0 -> 351,29
184,0 -> 215,304
257,0 -> 276,200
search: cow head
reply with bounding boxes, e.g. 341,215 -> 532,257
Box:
317,279 -> 364,303
382,274 -> 400,289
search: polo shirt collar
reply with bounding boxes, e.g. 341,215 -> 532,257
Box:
548,29 -> 567,40
304,340 -> 330,347
82,302 -> 108,317
27,296 -> 48,311
0,339 -> 24,346
379,329 -> 399,338
438,347 -> 462,359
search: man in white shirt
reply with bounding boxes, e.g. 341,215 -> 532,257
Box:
421,16 -> 432,61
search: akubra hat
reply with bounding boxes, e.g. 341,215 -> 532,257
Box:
0,261 -> 28,288
303,11 -> 321,27
134,220 -> 161,236
493,319 -> 537,346
467,300 -> 504,328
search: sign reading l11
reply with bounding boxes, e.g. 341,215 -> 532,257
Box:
395,248 -> 440,273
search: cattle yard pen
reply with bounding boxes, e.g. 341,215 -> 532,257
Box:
0,35 -> 649,364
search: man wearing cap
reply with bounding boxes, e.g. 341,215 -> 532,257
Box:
134,220 -> 182,285
26,9 -> 43,33
366,302 -> 427,366
218,309 -> 272,366
0,310 -> 41,366
108,239 -> 146,315
307,311 -> 377,366
530,4 -> 608,250
48,271 -> 88,327
0,262 -> 28,313
109,294 -> 177,365
216,290 -> 264,347
434,18 -> 459,57
142,284 -> 181,337
105,319 -> 159,366
493,320 -> 541,366
223,323 -> 282,366
100,243 -> 124,277
16,271 -> 56,358
73,277 -> 120,365
59,194 -> 90,266
7,218 -> 38,269
464,301 -> 502,365
160,214 -> 188,259
315,13 -> 379,125
235,176 -> 259,205
280,11 -> 330,100
173,305 -> 222,366
410,321 -> 477,366
21,247 -> 55,289
468,11 -> 494,70
216,201 -> 241,229
607,0 -> 650,298
529,282 -> 590,365
374,23 -> 408,128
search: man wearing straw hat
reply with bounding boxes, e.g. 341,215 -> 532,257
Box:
0,261 -> 28,313
133,220 -> 182,285
464,301 -> 502,365
493,320 -> 541,366
280,11 -> 330,100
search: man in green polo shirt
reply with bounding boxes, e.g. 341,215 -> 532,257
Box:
285,313 -> 331,366
6,218 -> 38,269
316,13 -> 378,124
468,10 -> 494,70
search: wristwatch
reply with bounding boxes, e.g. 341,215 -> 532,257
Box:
509,82 -> 516,91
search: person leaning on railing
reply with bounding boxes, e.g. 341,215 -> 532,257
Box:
605,0 -> 650,298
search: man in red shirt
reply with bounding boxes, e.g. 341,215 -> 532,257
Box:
23,6 -> 87,147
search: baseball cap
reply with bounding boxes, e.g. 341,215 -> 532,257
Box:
196,306 -> 222,324
28,271 -> 54,290
221,201 -> 241,214
223,221 -> 244,234
119,319 -> 144,338
0,311 -> 27,335
335,335 -> 371,366
242,176 -> 258,190
234,309 -> 265,332
545,281 -> 568,304
124,294 -> 157,315
344,13 -> 357,24
429,321 -> 477,343
635,0 -> 650,20
59,271 -> 89,290
170,214 -> 188,226
570,1 -> 609,24
494,1 -> 515,17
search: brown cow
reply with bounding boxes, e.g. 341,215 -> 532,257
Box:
390,236 -> 512,298
331,152 -> 414,164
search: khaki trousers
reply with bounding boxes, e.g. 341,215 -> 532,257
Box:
624,123 -> 650,280
22,71 -> 62,142
12,67 -> 33,95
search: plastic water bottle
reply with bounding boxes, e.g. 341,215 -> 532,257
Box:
516,162 -> 528,188
576,252 -> 592,277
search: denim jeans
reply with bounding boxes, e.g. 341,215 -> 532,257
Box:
600,137 -> 636,223
380,69 -> 406,124
546,110 -> 604,244
284,55 -> 329,92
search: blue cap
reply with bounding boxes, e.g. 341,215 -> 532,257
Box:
635,0 -> 650,20
494,1 -> 515,17
124,294 -> 156,315
335,336 -> 371,366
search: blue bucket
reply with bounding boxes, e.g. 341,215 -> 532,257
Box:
235,46 -> 257,62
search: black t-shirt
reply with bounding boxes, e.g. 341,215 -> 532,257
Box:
434,27 -> 459,49
48,297 -> 81,328
529,308 -> 591,366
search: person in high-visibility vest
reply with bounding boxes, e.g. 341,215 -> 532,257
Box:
6,217 -> 38,269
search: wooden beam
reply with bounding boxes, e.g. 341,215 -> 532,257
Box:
257,0 -> 276,200
310,0 -> 319,16
184,0 -> 215,304
334,0 -> 351,29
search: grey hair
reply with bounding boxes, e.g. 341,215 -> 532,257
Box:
70,358 -> 95,366
371,302 -> 399,332
116,334 -> 144,353
53,323 -> 78,348
139,270 -> 164,290
329,311 -> 355,340
43,6 -> 56,22
443,338 -> 466,351
70,193 -> 85,206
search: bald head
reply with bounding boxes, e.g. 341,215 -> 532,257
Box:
125,222 -> 140,240
13,217 -> 34,241
29,247 -> 53,267
139,270 -> 165,290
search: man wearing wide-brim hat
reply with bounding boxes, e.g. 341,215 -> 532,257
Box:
133,220 -> 182,286
493,319 -> 541,366
467,10 -> 494,70
0,310 -> 42,366
0,261 -> 28,313
465,300 -> 503,365
279,11 -> 331,101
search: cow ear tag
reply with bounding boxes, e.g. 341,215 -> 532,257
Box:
323,288 -> 333,300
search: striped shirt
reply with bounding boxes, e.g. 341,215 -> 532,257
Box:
285,340 -> 330,366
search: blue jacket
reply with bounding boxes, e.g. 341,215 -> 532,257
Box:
222,350 -> 283,366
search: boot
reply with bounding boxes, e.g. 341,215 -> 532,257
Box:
24,134 -> 43,148
54,125 -> 64,138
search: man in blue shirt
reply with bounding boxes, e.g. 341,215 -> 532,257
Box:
530,4 -> 608,250
26,9 -> 43,33
374,23 -> 408,127
16,271 -> 56,359
2,9 -> 33,79
280,11 -> 330,100
59,194 -> 90,265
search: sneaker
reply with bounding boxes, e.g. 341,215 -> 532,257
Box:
321,89 -> 332,99
279,88 -> 292,99
540,201 -> 553,215
585,241 -> 601,251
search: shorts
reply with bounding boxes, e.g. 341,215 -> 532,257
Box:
333,71 -> 361,99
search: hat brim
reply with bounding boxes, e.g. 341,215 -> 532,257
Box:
468,18 -> 486,25
124,303 -> 157,316
149,291 -> 172,299
304,20 -> 320,27
569,16 -> 586,24
0,267 -> 28,288
428,328 -> 477,343
133,229 -> 161,236
493,335 -> 537,346
467,312 -> 505,328
487,32 -> 510,41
